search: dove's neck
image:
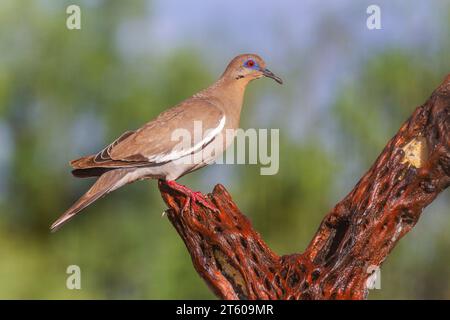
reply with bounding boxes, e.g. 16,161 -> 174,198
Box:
204,76 -> 250,128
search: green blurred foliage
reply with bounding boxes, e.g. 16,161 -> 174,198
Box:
0,0 -> 214,299
0,0 -> 448,299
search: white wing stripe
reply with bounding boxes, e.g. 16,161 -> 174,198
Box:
146,115 -> 226,163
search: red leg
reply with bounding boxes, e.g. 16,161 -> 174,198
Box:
165,180 -> 219,213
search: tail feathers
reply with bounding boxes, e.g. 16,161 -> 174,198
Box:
71,167 -> 113,178
70,155 -> 96,169
50,169 -> 129,232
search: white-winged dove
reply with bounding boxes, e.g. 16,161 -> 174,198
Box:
51,54 -> 282,231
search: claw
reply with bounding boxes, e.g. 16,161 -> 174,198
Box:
191,191 -> 220,213
165,180 -> 219,213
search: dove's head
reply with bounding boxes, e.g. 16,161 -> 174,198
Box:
222,54 -> 283,85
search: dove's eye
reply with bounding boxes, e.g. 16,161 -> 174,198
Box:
246,59 -> 255,68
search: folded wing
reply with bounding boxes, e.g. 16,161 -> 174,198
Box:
70,100 -> 225,176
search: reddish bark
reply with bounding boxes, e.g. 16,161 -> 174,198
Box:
158,74 -> 450,300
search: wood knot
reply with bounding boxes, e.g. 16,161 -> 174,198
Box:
311,269 -> 321,281
400,136 -> 428,168
420,179 -> 436,193
213,247 -> 248,299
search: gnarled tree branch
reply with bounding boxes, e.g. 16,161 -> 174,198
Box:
158,74 -> 450,300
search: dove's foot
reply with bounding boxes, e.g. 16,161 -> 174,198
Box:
165,180 -> 219,213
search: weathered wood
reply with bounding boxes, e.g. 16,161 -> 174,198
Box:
159,74 -> 450,300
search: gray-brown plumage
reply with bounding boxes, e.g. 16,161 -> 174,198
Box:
51,53 -> 282,231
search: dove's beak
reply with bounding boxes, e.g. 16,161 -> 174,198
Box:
262,68 -> 283,84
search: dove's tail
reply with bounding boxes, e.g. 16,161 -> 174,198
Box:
50,169 -> 131,232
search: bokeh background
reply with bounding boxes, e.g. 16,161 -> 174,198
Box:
0,0 -> 449,299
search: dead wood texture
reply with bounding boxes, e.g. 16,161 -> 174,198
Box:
158,75 -> 450,300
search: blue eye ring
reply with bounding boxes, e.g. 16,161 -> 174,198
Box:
244,59 -> 258,69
